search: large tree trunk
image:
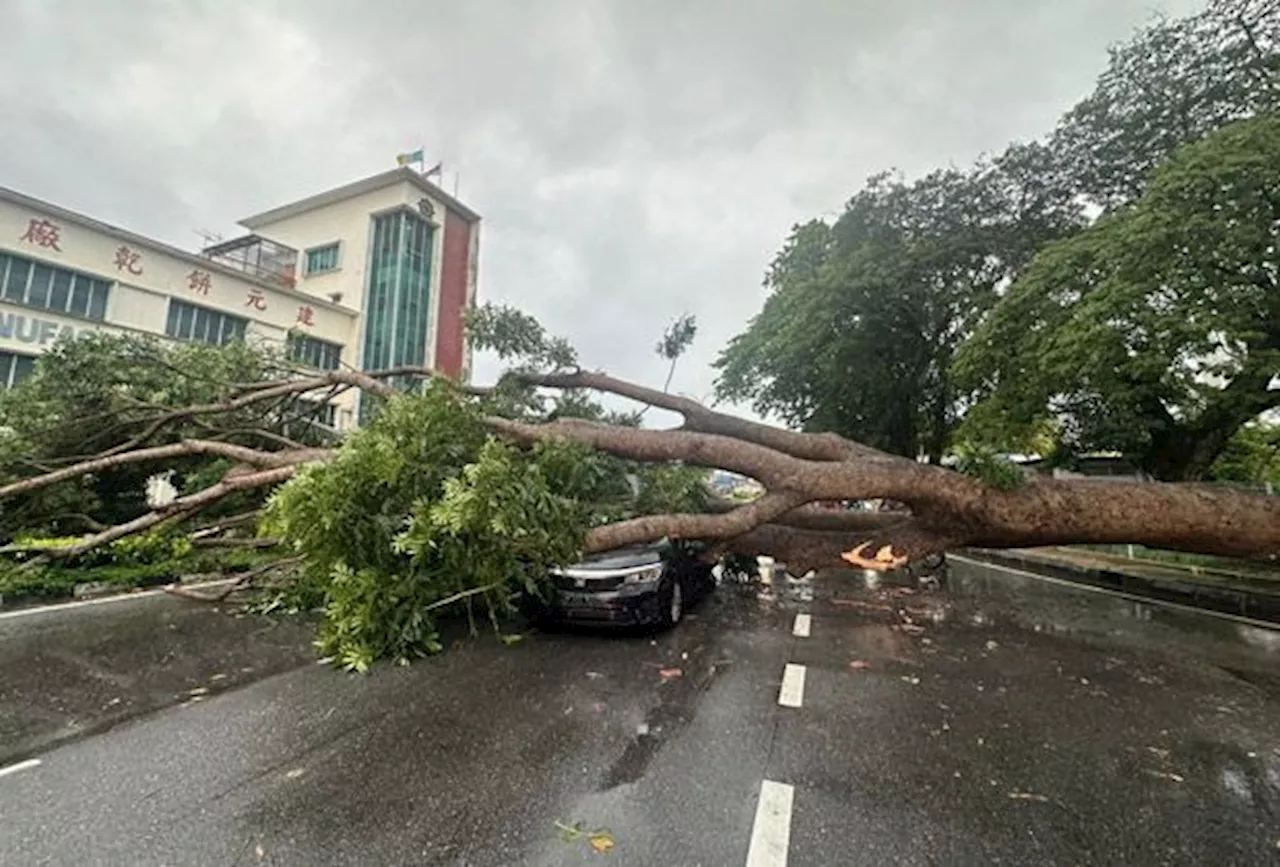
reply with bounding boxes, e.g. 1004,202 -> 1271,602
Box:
2,365 -> 1276,575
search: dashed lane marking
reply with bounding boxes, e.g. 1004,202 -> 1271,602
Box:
746,779 -> 794,866
792,613 -> 811,638
778,663 -> 806,708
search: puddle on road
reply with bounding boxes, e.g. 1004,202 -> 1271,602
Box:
600,655 -> 732,790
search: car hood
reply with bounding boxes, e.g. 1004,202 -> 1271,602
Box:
556,543 -> 664,573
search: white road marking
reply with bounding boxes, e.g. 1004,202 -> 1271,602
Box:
0,758 -> 41,779
792,613 -> 811,638
778,663 -> 806,708
746,779 -> 794,867
0,578 -> 236,621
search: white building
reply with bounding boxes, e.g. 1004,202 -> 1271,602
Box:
0,167 -> 481,430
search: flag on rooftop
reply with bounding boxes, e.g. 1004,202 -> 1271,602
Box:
395,147 -> 425,167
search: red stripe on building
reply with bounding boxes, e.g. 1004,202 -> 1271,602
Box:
435,209 -> 472,378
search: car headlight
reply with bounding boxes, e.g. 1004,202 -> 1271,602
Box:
623,566 -> 664,585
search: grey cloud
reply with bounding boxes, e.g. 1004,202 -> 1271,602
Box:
0,0 -> 1206,422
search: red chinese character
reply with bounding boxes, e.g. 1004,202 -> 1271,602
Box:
19,218 -> 62,251
246,289 -> 267,311
187,269 -> 212,295
296,305 -> 315,327
113,245 -> 143,276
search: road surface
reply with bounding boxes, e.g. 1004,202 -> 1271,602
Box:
1,564 -> 1278,865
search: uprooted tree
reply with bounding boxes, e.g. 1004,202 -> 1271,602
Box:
0,309 -> 1277,669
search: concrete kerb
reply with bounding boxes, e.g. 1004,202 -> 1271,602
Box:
960,548 -> 1280,626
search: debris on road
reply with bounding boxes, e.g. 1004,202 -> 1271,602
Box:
849,660 -> 872,671
555,820 -> 616,854
659,667 -> 683,681
1008,792 -> 1050,802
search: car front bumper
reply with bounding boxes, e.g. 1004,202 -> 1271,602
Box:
541,583 -> 665,627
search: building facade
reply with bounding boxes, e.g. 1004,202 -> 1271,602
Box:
0,167 -> 480,431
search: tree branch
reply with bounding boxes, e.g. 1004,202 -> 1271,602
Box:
583,489 -> 812,552
515,370 -> 891,462
0,441 -> 329,502
32,466 -> 298,564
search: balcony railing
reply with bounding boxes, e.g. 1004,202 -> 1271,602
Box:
201,235 -> 298,287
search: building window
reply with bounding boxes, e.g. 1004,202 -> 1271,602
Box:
0,350 -> 36,388
0,252 -> 110,321
288,333 -> 342,371
165,299 -> 247,346
362,211 -> 434,373
305,243 -> 340,275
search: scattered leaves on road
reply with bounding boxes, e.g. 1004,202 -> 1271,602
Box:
187,686 -> 210,696
499,633 -> 525,646
659,667 -> 683,681
900,675 -> 921,685
849,660 -> 872,671
1146,770 -> 1185,783
285,768 -> 305,779
556,821 -> 616,854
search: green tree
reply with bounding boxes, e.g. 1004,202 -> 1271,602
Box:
955,114 -> 1280,480
0,333 -> 326,536
715,152 -> 1079,460
1052,0 -> 1279,209
1210,419 -> 1280,487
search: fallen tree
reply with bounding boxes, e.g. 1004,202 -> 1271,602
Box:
0,311 -> 1276,668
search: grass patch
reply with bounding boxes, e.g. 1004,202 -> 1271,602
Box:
0,544 -> 289,603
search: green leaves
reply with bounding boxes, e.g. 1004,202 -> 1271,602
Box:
264,383 -> 608,668
956,114 -> 1280,479
715,163 -> 1076,461
1052,0 -> 1279,209
465,302 -> 578,370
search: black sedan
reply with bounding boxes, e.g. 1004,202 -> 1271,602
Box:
523,538 -> 716,630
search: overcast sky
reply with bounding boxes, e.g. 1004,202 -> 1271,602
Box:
1,0 -> 1202,425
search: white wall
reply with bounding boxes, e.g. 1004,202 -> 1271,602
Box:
248,180 -> 448,368
0,196 -> 362,429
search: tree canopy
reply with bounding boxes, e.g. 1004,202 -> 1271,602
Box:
955,113 -> 1280,480
714,154 -> 1079,461
717,0 -> 1278,477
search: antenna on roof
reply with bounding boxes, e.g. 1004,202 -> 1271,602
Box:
193,228 -> 223,249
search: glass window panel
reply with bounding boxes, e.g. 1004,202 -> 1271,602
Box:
176,302 -> 195,339
50,269 -> 73,312
69,276 -> 92,318
12,354 -> 35,385
165,301 -> 181,337
4,259 -> 29,302
28,264 -> 53,308
193,308 -> 211,343
87,281 -> 109,321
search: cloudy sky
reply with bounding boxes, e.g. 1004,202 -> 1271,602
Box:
2,0 -> 1201,424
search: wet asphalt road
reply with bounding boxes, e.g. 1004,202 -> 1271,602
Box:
1,563 -> 1279,866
